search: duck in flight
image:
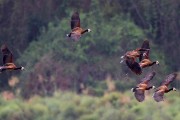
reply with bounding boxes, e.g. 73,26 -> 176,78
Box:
121,40 -> 150,75
123,40 -> 159,75
0,44 -> 24,72
131,71 -> 156,102
153,73 -> 177,102
138,40 -> 159,68
66,11 -> 91,41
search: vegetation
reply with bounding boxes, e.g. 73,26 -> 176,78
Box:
17,0 -> 169,97
0,91 -> 180,120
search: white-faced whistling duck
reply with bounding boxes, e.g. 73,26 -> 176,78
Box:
131,71 -> 156,102
125,40 -> 159,75
139,59 -> 159,69
121,40 -> 150,75
121,40 -> 150,62
66,11 -> 91,41
139,40 -> 159,68
139,39 -> 150,61
153,73 -> 177,102
121,48 -> 148,62
0,44 -> 24,73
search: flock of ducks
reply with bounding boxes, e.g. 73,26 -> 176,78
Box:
0,12 -> 177,103
120,40 -> 177,102
131,72 -> 177,102
66,11 -> 178,102
120,40 -> 159,75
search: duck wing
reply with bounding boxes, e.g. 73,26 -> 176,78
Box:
161,73 -> 177,86
126,59 -> 142,75
140,71 -> 156,84
139,40 -> 150,61
71,11 -> 80,29
134,89 -> 145,102
1,44 -> 13,65
153,90 -> 164,102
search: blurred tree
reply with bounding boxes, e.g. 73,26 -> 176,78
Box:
0,0 -> 178,96
18,9 -> 166,97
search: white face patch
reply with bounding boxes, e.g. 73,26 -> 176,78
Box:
156,61 -> 159,64
21,67 -> 25,70
173,88 -> 177,91
87,29 -> 91,32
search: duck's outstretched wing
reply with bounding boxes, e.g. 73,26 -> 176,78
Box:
1,44 -> 13,65
140,71 -> 156,83
153,90 -> 164,102
161,73 -> 177,86
134,89 -> 145,102
139,40 -> 150,61
141,40 -> 150,50
126,59 -> 142,75
71,11 -> 80,29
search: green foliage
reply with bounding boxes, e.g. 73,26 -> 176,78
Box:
0,0 -> 179,119
19,8 -> 161,97
0,0 -> 176,94
0,91 -> 180,120
0,0 -> 179,85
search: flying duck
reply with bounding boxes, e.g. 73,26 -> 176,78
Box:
131,71 -> 156,102
123,40 -> 159,75
66,11 -> 91,41
139,58 -> 159,68
153,73 -> 177,102
139,40 -> 150,61
121,48 -> 148,62
0,44 -> 24,72
121,40 -> 150,62
139,40 -> 159,68
121,40 -> 150,75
